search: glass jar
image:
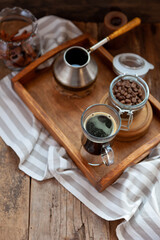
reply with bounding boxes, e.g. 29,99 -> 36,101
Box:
0,7 -> 41,71
109,74 -> 149,130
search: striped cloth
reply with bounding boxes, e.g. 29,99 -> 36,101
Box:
0,15 -> 160,240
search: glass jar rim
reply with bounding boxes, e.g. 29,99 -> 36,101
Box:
0,7 -> 38,44
109,74 -> 150,111
81,103 -> 121,143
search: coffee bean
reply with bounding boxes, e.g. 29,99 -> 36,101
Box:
128,88 -> 132,93
116,92 -> 121,98
119,95 -> 125,100
114,89 -> 118,94
125,83 -> 130,88
115,89 -> 119,93
138,89 -> 142,93
121,90 -> 125,95
126,94 -> 131,99
132,97 -> 137,103
117,81 -> 121,86
131,82 -> 136,88
132,91 -> 136,97
125,99 -> 131,104
133,87 -> 138,92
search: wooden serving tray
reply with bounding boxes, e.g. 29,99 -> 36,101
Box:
12,34 -> 160,192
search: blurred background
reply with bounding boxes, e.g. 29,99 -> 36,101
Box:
0,0 -> 160,23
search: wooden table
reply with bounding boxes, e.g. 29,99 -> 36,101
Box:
0,21 -> 160,240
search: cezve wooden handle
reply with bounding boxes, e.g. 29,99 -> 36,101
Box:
108,17 -> 141,40
89,17 -> 141,53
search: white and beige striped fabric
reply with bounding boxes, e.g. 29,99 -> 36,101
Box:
0,15 -> 160,240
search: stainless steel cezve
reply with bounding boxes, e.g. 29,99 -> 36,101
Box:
53,17 -> 141,90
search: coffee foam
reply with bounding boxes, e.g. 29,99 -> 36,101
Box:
84,111 -> 117,137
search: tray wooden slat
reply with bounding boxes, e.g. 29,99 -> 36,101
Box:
12,34 -> 160,192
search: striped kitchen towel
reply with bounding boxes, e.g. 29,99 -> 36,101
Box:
0,15 -> 160,240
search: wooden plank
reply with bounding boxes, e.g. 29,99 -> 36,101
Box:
141,23 -> 160,102
29,179 -> 113,240
1,1 -> 160,23
0,138 -> 30,240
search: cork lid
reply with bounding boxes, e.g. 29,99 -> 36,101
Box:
113,53 -> 154,77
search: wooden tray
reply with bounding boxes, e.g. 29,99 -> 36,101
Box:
12,34 -> 160,192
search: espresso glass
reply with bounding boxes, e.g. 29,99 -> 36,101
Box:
80,104 -> 121,166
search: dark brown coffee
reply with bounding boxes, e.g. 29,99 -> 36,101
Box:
82,136 -> 103,155
65,47 -> 88,67
82,112 -> 117,155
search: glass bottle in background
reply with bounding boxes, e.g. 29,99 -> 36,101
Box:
0,7 -> 41,71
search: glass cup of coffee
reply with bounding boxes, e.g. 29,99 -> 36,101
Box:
80,104 -> 121,166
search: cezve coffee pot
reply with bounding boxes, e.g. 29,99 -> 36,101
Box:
53,17 -> 141,90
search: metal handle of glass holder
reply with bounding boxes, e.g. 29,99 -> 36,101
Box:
118,109 -> 133,131
101,144 -> 114,166
113,104 -> 133,131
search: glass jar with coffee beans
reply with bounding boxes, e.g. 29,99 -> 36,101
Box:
109,74 -> 149,130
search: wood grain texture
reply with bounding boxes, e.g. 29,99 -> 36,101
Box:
1,0 -> 160,22
1,19 -> 160,240
29,179 -> 119,240
0,138 -> 30,240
